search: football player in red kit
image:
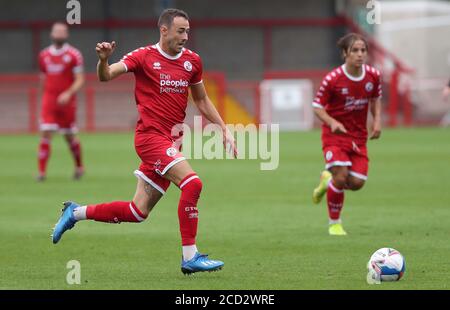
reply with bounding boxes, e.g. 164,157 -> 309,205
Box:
311,33 -> 382,236
52,9 -> 237,274
37,22 -> 85,181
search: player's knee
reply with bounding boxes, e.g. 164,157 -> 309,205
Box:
42,131 -> 53,140
180,175 -> 203,195
64,134 -> 75,143
189,177 -> 203,194
348,179 -> 365,191
332,174 -> 348,188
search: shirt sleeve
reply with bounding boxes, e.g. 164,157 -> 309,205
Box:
190,55 -> 203,85
72,50 -> 84,74
120,48 -> 143,73
372,71 -> 382,99
312,77 -> 332,109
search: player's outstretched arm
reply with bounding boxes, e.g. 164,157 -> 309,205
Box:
96,41 -> 126,82
191,82 -> 237,158
313,107 -> 347,134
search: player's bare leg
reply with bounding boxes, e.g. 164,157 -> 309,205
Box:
346,175 -> 365,191
37,130 -> 53,182
330,166 -> 348,188
64,133 -> 84,180
52,178 -> 163,244
327,166 -> 348,236
163,159 -> 195,185
132,177 -> 163,217
164,160 -> 224,274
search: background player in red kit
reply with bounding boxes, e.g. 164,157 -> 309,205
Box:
51,9 -> 237,274
37,22 -> 85,181
311,33 -> 382,236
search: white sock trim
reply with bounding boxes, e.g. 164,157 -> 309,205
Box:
129,203 -> 145,222
182,245 -> 198,261
329,181 -> 344,193
329,218 -> 342,225
179,175 -> 199,189
73,206 -> 87,221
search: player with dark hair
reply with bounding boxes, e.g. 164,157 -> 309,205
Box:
51,9 -> 236,274
311,33 -> 382,235
37,22 -> 85,181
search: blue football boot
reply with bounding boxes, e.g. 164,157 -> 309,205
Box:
181,252 -> 224,274
52,201 -> 79,244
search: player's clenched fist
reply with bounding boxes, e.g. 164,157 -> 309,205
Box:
96,41 -> 116,60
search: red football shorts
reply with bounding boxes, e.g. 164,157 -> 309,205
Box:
133,131 -> 185,195
323,140 -> 369,180
40,92 -> 77,133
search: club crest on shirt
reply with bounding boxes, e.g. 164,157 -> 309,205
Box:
166,147 -> 178,157
365,82 -> 373,92
326,151 -> 333,161
184,61 -> 192,72
63,54 -> 72,63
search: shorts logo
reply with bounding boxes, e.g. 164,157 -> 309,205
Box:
153,62 -> 161,70
154,159 -> 162,173
326,151 -> 333,161
166,147 -> 178,157
365,82 -> 374,92
184,61 -> 192,72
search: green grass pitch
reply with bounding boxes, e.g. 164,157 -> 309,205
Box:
0,128 -> 449,289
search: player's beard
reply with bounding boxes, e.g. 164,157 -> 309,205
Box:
171,39 -> 185,53
172,43 -> 181,53
52,38 -> 67,48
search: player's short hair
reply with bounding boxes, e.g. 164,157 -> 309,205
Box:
158,8 -> 189,28
337,33 -> 369,59
52,21 -> 68,29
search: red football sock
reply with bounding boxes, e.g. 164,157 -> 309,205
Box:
69,139 -> 83,168
38,138 -> 51,175
178,174 -> 202,246
86,201 -> 147,223
327,181 -> 345,221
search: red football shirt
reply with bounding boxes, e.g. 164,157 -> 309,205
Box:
120,43 -> 203,137
312,64 -> 382,145
38,43 -> 84,95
